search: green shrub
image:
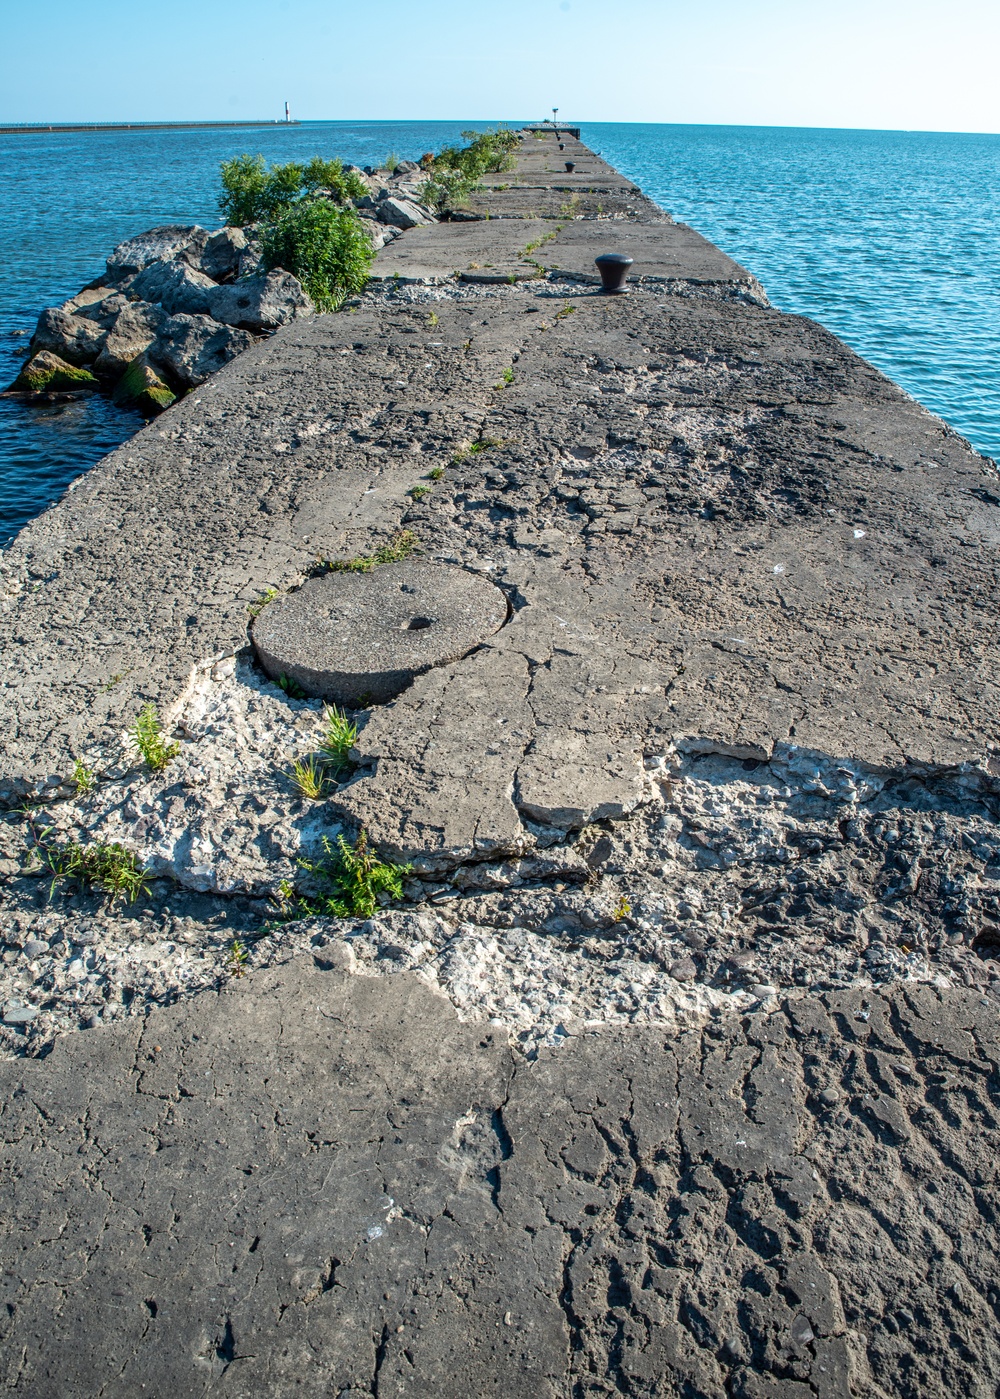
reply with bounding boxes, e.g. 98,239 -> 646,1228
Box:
302,156 -> 367,202
261,201 -> 375,311
219,153 -> 366,226
419,127 -> 518,212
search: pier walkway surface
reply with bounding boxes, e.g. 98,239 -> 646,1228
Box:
3,132 -> 1000,1397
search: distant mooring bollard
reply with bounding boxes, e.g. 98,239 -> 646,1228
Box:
595,253 -> 634,294
565,160 -> 575,171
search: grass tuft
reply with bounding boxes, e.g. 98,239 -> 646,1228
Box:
129,704 -> 179,774
409,484 -> 431,501
289,755 -> 329,800
319,706 -> 358,774
427,466 -> 444,480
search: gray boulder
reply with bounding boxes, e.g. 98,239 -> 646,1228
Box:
93,301 -> 167,378
376,197 -> 432,230
194,226 -> 248,283
148,313 -> 255,387
30,307 -> 107,365
59,286 -> 122,317
358,216 -> 390,252
72,292 -> 129,329
106,225 -> 210,278
207,270 -> 313,332
128,259 -> 218,316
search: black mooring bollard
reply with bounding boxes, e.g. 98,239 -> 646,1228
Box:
565,160 -> 575,172
558,142 -> 565,150
595,253 -> 634,294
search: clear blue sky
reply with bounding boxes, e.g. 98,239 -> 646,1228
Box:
3,0 -> 998,133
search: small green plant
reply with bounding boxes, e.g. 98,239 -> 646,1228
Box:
612,894 -> 632,922
319,706 -> 358,774
261,201 -> 375,312
294,830 -> 410,919
226,937 -> 249,977
382,151 -> 401,174
248,586 -> 279,619
35,838 -> 150,904
555,302 -> 577,320
428,466 -> 444,480
426,309 -> 439,327
409,484 -> 431,500
72,760 -> 97,796
277,673 -> 308,699
495,366 -> 515,389
129,704 -> 179,773
323,529 -> 418,574
289,755 -> 329,800
451,436 -> 500,463
99,670 -> 131,693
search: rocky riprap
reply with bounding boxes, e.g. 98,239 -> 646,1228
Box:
3,159 -> 437,413
3,130 -> 1000,1396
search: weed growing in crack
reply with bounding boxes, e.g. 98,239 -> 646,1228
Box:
226,938 -> 249,977
72,761 -> 97,796
451,437 -> 500,464
289,755 -> 329,800
319,529 -> 418,574
427,466 -> 445,480
290,831 -> 410,919
426,310 -> 439,327
555,302 -> 577,320
99,670 -> 131,693
613,894 -> 632,922
248,586 -> 279,619
495,366 -> 515,389
33,838 -> 150,904
409,484 -> 431,501
130,704 -> 179,774
277,673 -> 308,700
320,707 -> 358,775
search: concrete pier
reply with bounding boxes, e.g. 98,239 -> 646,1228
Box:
2,130 -> 1000,1397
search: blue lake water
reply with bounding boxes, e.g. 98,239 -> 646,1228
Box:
2,119 -> 998,545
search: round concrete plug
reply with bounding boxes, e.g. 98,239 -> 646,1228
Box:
251,561 -> 508,706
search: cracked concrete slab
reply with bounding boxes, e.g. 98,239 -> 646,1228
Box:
2,957 -> 999,1397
